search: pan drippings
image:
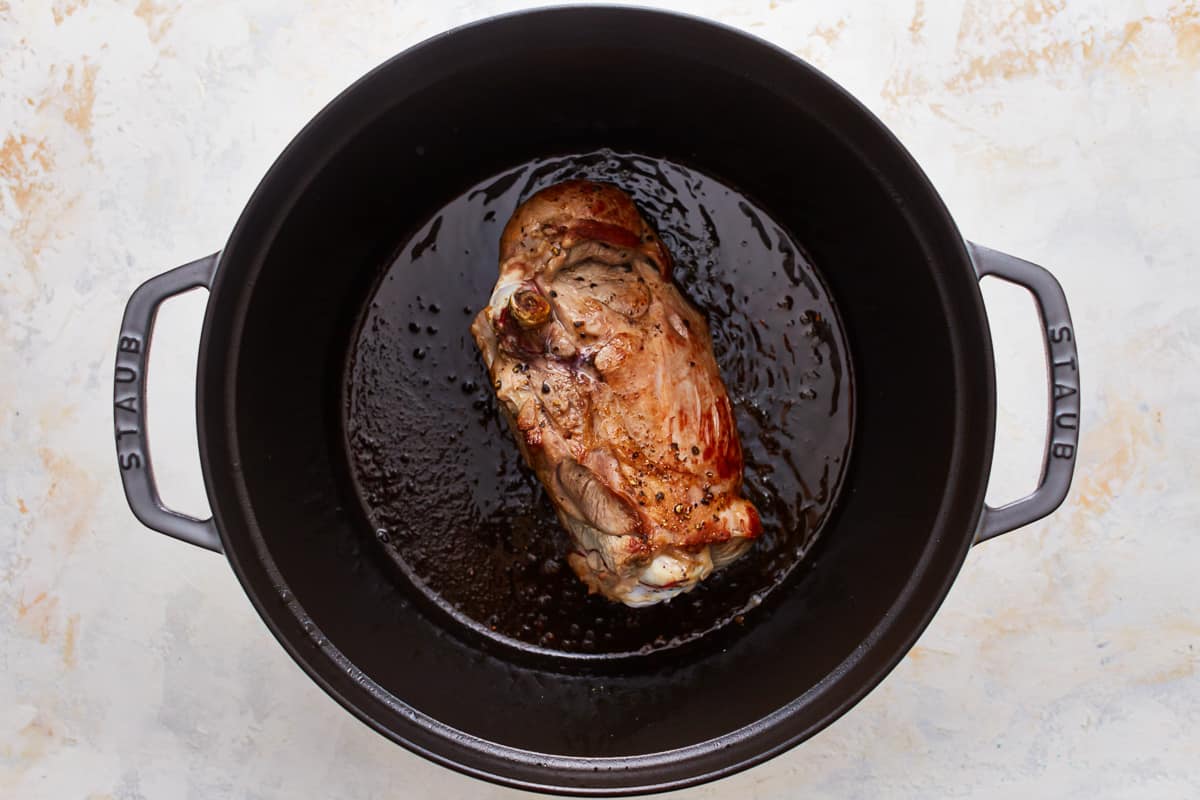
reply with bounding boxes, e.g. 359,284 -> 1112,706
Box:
345,151 -> 853,658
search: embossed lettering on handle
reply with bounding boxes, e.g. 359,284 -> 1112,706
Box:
970,243 -> 1080,543
114,254 -> 222,552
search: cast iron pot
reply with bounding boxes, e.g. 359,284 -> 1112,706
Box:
113,7 -> 1080,795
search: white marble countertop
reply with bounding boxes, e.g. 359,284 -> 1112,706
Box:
2,1 -> 1198,797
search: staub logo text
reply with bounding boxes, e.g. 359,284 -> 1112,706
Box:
114,334 -> 144,470
1048,323 -> 1078,460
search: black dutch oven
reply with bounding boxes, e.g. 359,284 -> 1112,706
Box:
113,7 -> 1079,796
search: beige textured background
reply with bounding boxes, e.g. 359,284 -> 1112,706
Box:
2,1 -> 1198,797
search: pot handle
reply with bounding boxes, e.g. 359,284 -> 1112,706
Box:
114,254 -> 223,553
969,243 -> 1079,544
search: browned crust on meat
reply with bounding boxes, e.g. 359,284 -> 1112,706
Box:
500,179 -> 672,275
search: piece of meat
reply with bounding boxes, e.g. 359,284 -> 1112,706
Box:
470,180 -> 761,606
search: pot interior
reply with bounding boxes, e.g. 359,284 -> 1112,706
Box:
203,7 -> 993,791
344,149 -> 854,663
